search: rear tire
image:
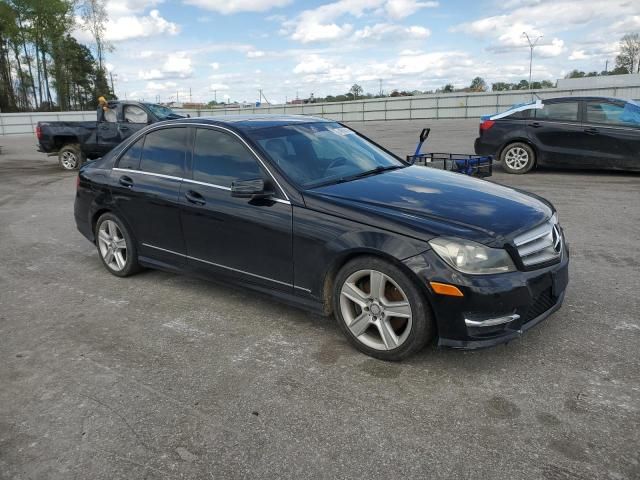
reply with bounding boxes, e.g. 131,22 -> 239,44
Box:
500,142 -> 535,174
58,143 -> 85,170
333,256 -> 434,361
95,212 -> 141,277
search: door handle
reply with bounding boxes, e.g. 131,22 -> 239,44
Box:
119,175 -> 133,188
528,122 -> 542,128
118,125 -> 129,131
185,190 -> 206,206
584,127 -> 598,135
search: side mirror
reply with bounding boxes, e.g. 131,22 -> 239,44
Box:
231,178 -> 272,199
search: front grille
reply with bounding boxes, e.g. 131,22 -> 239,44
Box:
514,218 -> 562,268
521,288 -> 556,323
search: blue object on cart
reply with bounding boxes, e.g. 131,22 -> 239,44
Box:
406,127 -> 493,178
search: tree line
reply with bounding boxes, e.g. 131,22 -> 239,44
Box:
0,0 -> 112,113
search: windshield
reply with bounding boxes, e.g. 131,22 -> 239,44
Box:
252,122 -> 404,188
144,103 -> 181,120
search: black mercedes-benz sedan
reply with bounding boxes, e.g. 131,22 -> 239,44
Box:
75,115 -> 569,361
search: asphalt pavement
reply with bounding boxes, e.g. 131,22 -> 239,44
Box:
0,119 -> 639,479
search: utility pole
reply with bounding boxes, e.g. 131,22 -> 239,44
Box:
379,78 -> 383,96
189,87 -> 192,103
177,91 -> 179,103
522,32 -> 543,90
605,59 -> 609,73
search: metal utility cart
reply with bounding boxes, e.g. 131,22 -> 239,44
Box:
406,128 -> 493,178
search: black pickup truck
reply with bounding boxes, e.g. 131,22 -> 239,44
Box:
36,101 -> 185,170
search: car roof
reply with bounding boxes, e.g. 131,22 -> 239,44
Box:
171,114 -> 332,131
543,96 -> 625,103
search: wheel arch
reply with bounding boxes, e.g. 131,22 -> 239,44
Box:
321,247 -> 430,316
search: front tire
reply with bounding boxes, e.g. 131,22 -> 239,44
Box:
333,256 -> 434,361
95,213 -> 141,277
58,143 -> 85,170
500,142 -> 535,174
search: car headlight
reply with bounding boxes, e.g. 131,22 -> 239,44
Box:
429,237 -> 516,275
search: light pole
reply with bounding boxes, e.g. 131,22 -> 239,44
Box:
522,32 -> 543,89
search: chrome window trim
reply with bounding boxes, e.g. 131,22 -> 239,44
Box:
113,167 -> 182,182
141,242 -> 306,290
112,168 -> 291,205
183,177 -> 231,191
113,121 -> 290,201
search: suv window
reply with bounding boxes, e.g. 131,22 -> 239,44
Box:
124,105 -> 148,124
139,127 -> 186,177
192,128 -> 262,187
117,137 -> 144,170
535,102 -> 579,121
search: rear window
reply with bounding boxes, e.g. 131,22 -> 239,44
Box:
505,110 -> 530,120
535,102 -> 579,121
139,128 -> 187,177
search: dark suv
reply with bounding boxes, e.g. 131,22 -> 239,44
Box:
474,97 -> 640,174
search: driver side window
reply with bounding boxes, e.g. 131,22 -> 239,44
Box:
192,128 -> 262,187
124,105 -> 148,124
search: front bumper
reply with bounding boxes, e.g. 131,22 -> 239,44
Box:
403,242 -> 569,349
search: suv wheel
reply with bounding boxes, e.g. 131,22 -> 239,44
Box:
500,142 -> 535,174
333,256 -> 434,361
95,213 -> 141,277
58,144 -> 85,170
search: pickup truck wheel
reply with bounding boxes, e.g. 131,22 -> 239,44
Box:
58,144 -> 84,170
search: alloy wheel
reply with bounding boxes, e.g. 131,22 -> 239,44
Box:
97,220 -> 127,271
60,151 -> 78,170
339,269 -> 413,351
504,147 -> 529,170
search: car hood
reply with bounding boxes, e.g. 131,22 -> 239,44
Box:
304,166 -> 553,246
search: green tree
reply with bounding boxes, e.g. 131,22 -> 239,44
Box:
349,84 -> 363,99
469,76 -> 487,92
615,33 -> 640,74
441,83 -> 454,93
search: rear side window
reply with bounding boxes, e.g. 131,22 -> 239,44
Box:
139,128 -> 187,177
117,137 -> 144,170
535,102 -> 579,121
192,128 -> 262,187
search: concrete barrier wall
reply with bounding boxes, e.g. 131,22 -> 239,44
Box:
3,85 -> 640,136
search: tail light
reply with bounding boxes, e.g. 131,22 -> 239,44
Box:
479,120 -> 495,134
35,125 -> 42,139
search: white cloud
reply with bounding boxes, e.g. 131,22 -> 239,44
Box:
569,50 -> 588,61
293,54 -> 333,74
209,83 -> 230,90
454,0 -> 640,53
183,0 -> 292,14
353,23 -> 430,40
138,52 -> 193,80
247,50 -> 266,58
283,0 -> 438,43
385,0 -> 438,20
105,9 -> 179,41
210,62 -> 220,70
537,38 -> 565,58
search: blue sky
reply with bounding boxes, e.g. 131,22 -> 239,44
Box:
73,0 -> 640,104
